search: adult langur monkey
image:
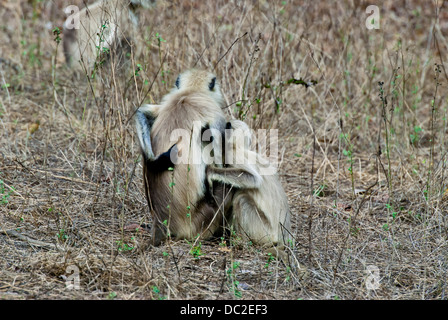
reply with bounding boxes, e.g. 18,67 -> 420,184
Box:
207,120 -> 292,257
135,69 -> 241,246
136,69 -> 291,254
63,0 -> 155,72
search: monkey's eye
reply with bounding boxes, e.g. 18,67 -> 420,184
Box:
209,77 -> 216,91
175,76 -> 180,89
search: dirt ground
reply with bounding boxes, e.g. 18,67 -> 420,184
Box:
1,0 -> 448,300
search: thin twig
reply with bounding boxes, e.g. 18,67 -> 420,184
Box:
213,32 -> 248,70
332,178 -> 378,286
1,228 -> 63,251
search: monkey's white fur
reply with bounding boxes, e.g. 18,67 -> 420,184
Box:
207,120 -> 291,248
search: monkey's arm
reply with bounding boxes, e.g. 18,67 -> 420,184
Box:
205,119 -> 261,189
206,164 -> 262,189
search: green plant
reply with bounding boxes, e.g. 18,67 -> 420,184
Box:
134,63 -> 143,76
52,27 -> 61,45
108,292 -> 117,300
264,252 -> 275,268
226,261 -> 242,298
386,203 -> 398,220
57,229 -> 68,241
90,20 -> 111,79
152,286 -> 166,300
219,237 -> 228,248
410,126 -> 423,145
189,240 -> 204,259
285,266 -> 291,282
116,239 -> 134,252
0,179 -> 14,205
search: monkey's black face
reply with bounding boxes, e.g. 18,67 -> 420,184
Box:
208,77 -> 216,91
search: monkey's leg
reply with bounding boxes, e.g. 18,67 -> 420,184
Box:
232,193 -> 287,261
192,202 -> 226,241
232,193 -> 273,244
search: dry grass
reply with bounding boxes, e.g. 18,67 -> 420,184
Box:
1,0 -> 448,300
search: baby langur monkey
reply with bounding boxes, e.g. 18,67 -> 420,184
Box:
63,0 -> 155,72
206,120 -> 292,259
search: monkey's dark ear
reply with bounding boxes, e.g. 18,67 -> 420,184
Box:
225,122 -> 232,130
175,76 -> 180,89
209,77 -> 216,91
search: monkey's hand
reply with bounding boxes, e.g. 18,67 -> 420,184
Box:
146,144 -> 179,173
